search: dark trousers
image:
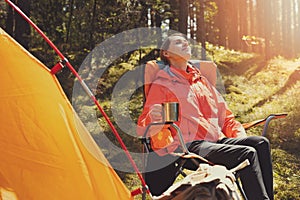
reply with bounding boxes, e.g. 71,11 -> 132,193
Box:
145,136 -> 273,200
188,136 -> 273,200
145,152 -> 178,196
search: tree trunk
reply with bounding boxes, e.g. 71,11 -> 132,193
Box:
89,0 -> 97,50
295,0 -> 300,55
196,0 -> 206,59
227,0 -> 239,50
66,0 -> 74,46
178,0 -> 188,35
215,0 -> 227,47
169,0 -> 178,31
239,0 -> 247,52
6,0 -> 31,49
282,0 -> 293,58
272,0 -> 282,56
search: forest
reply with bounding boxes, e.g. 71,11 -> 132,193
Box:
2,0 -> 300,63
1,0 -> 300,199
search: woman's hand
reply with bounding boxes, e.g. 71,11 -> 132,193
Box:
147,104 -> 165,136
149,104 -> 163,122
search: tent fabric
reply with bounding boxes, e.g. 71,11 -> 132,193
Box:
0,28 -> 132,200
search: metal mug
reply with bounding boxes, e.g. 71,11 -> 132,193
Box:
162,102 -> 179,123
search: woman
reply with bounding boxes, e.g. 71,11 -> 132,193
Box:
137,33 -> 273,200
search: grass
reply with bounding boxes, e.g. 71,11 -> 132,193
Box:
208,51 -> 300,199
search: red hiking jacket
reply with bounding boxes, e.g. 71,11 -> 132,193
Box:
137,63 -> 246,155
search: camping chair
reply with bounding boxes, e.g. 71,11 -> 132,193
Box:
140,60 -> 287,200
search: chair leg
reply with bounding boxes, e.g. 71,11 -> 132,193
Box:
235,178 -> 248,200
142,143 -> 149,200
141,173 -> 147,200
174,166 -> 187,178
175,164 -> 185,178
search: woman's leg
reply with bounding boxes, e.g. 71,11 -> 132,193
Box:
145,152 -> 177,196
219,136 -> 274,200
188,139 -> 270,200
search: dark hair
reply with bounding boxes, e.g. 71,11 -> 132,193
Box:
160,33 -> 188,64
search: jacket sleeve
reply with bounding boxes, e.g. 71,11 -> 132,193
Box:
222,106 -> 247,138
136,83 -> 169,136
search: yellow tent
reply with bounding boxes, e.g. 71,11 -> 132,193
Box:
0,28 -> 133,200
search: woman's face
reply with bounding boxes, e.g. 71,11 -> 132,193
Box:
166,35 -> 191,61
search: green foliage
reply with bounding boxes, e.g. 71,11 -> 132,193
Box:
273,149 -> 300,200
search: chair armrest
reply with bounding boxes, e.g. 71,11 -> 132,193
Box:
230,159 -> 250,173
139,136 -> 152,153
140,122 -> 166,153
169,123 -> 189,154
140,122 -> 190,154
242,113 -> 288,136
